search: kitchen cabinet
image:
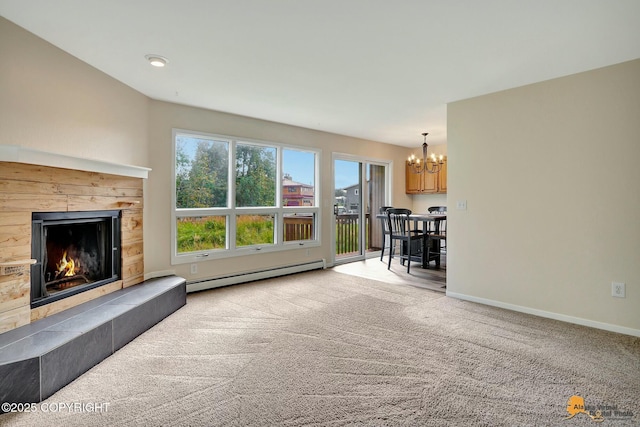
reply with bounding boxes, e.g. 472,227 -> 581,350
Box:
405,157 -> 447,194
438,157 -> 447,193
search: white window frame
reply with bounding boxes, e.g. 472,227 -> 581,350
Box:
171,129 -> 321,265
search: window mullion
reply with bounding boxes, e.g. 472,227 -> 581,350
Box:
276,147 -> 283,245
228,140 -> 237,251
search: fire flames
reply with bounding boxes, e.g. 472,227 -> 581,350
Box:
55,251 -> 80,279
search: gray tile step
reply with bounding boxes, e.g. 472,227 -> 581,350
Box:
0,276 -> 186,407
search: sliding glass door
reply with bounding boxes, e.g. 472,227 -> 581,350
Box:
332,155 -> 389,264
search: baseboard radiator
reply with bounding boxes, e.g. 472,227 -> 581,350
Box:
186,259 -> 326,293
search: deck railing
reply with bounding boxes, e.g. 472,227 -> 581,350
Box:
283,215 -> 314,241
282,214 -> 376,255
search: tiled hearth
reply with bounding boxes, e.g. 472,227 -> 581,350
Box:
0,275 -> 186,406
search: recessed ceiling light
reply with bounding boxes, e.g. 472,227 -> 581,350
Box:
145,54 -> 168,67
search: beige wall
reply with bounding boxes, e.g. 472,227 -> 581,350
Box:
147,101 -> 412,279
447,59 -> 640,334
412,193 -> 447,213
0,17 -> 149,166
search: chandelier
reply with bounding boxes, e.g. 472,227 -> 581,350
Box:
407,132 -> 444,174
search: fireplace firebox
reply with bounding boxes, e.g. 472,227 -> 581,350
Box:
31,210 -> 121,308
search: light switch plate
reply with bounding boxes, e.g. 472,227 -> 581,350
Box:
456,200 -> 467,210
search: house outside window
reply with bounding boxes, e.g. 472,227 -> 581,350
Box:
342,183 -> 361,214
282,174 -> 315,207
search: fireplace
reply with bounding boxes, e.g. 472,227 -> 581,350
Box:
31,210 -> 122,308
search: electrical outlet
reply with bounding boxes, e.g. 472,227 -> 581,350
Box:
611,282 -> 625,298
190,264 -> 197,275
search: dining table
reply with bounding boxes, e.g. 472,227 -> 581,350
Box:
410,213 -> 446,268
377,212 -> 446,268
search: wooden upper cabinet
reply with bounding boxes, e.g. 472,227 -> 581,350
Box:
437,157 -> 447,193
423,161 -> 438,193
405,157 -> 447,194
405,165 -> 422,194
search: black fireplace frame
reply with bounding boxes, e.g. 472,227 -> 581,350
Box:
30,210 -> 122,308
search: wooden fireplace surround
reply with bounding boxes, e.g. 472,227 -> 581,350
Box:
0,161 -> 145,333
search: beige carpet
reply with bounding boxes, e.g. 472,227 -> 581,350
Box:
3,269 -> 639,426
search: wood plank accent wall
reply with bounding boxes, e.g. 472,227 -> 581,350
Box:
0,162 -> 144,333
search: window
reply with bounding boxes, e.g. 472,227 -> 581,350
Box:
236,214 -> 274,247
176,216 -> 226,252
235,143 -> 276,208
176,136 -> 229,209
172,130 -> 320,263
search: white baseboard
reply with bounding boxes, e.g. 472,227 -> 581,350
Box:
186,259 -> 326,293
446,291 -> 640,338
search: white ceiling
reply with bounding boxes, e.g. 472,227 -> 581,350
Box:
1,1 -> 639,147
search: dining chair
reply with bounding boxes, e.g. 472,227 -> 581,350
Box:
379,206 -> 393,261
385,208 -> 425,273
426,206 -> 446,268
427,206 -> 446,252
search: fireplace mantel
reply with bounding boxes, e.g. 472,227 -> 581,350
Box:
0,145 -> 150,179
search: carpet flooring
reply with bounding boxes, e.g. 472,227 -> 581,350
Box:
2,269 -> 639,426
